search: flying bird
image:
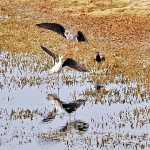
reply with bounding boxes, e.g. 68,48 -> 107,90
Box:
94,52 -> 105,63
41,46 -> 89,74
36,23 -> 88,50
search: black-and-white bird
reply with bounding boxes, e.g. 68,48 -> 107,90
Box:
36,23 -> 88,43
41,46 -> 88,74
36,23 -> 88,51
94,52 -> 105,62
47,94 -> 86,115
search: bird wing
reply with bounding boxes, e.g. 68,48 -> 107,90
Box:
76,31 -> 88,43
47,94 -> 67,104
62,99 -> 86,112
36,23 -> 66,38
47,94 -> 59,101
62,58 -> 88,72
40,46 -> 56,64
71,99 -> 86,107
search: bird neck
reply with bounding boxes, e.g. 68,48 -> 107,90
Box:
58,56 -> 62,64
96,54 -> 100,58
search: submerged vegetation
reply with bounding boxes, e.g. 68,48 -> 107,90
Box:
0,0 -> 150,149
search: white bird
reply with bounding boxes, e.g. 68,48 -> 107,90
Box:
36,23 -> 88,51
41,46 -> 89,74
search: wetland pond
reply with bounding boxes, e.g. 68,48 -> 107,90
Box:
0,50 -> 150,150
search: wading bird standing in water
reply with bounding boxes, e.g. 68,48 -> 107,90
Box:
36,23 -> 88,51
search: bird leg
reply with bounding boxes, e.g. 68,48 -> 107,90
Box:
69,114 -> 71,123
57,72 -> 60,97
73,42 -> 77,50
67,41 -> 71,51
74,111 -> 76,121
73,50 -> 78,58
48,74 -> 53,94
72,43 -> 79,58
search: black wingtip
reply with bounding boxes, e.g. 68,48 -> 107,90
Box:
79,68 -> 89,72
36,23 -> 43,27
40,45 -> 48,53
40,45 -> 45,49
84,69 -> 89,72
36,23 -> 40,27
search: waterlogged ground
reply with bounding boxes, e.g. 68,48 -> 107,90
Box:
0,51 -> 149,150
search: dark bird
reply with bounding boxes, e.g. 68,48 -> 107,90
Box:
36,23 -> 88,51
94,52 -> 105,62
47,94 -> 86,115
94,84 -> 104,91
41,46 -> 89,74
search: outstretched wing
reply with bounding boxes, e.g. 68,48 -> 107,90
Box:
40,46 -> 56,64
72,99 -> 87,105
36,23 -> 66,38
62,58 -> 88,72
47,94 -> 67,105
47,94 -> 60,101
77,31 -> 88,43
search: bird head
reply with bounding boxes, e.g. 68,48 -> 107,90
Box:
95,52 -> 99,55
59,55 -> 63,61
47,94 -> 55,101
47,94 -> 59,104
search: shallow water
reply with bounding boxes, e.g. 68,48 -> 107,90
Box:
0,51 -> 150,150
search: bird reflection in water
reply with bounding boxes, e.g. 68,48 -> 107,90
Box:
38,119 -> 89,141
42,109 -> 57,122
59,120 -> 89,133
40,93 -> 89,141
47,94 -> 86,119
